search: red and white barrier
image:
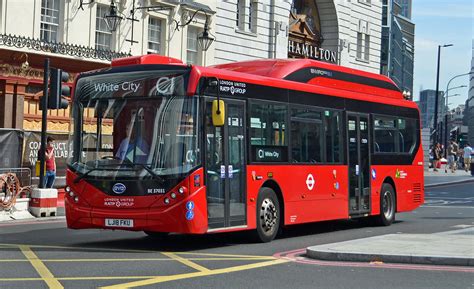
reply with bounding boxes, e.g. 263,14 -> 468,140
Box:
29,188 -> 58,217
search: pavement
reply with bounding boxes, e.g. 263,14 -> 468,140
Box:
307,228 -> 474,266
306,171 -> 474,267
424,168 -> 474,188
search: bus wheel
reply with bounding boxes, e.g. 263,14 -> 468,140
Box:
144,231 -> 169,239
376,183 -> 396,226
255,187 -> 280,243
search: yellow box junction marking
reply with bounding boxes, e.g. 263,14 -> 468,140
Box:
0,243 -> 289,289
100,258 -> 289,289
162,252 -> 211,272
19,245 -> 64,289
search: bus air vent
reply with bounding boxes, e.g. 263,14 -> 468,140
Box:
413,194 -> 422,203
413,183 -> 422,192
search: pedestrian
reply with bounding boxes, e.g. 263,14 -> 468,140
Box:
433,143 -> 441,172
446,140 -> 459,173
44,136 -> 56,188
463,143 -> 472,172
429,146 -> 434,169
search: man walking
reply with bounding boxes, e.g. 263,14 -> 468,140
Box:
446,140 -> 459,173
463,143 -> 472,172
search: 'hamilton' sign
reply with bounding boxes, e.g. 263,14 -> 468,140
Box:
288,40 -> 337,63
288,11 -> 338,64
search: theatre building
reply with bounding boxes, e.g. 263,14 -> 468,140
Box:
0,0 -> 382,185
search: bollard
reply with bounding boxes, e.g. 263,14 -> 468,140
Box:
471,157 -> 474,176
29,188 -> 58,217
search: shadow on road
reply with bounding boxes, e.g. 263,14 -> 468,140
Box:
68,218 -> 398,252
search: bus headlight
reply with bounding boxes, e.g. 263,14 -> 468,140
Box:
65,186 -> 71,193
164,198 -> 170,204
74,196 -> 79,203
68,191 -> 75,197
170,193 -> 176,199
178,186 -> 187,194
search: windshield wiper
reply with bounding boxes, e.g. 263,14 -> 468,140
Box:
74,167 -> 110,183
120,163 -> 165,183
74,163 -> 164,183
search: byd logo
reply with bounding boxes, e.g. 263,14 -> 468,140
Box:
112,183 -> 126,194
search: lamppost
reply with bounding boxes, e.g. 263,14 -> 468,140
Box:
433,44 -> 453,146
444,71 -> 474,149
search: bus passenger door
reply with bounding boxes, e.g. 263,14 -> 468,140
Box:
205,99 -> 246,229
347,113 -> 371,216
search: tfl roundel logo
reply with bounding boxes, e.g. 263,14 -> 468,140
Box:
112,183 -> 126,194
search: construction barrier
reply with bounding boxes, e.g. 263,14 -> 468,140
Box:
29,188 -> 58,217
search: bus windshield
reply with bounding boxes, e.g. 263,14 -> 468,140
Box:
68,68 -> 200,180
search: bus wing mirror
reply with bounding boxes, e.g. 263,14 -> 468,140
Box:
212,100 -> 225,127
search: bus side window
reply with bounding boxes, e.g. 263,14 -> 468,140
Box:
290,107 -> 322,163
373,116 -> 417,154
249,101 -> 288,162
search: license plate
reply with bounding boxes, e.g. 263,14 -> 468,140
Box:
105,219 -> 134,228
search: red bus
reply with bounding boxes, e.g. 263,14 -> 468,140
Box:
65,54 -> 424,242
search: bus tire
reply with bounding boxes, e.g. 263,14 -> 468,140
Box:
254,187 -> 280,243
144,231 -> 169,239
375,183 -> 396,226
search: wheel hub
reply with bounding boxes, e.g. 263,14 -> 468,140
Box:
382,190 -> 394,220
260,198 -> 277,232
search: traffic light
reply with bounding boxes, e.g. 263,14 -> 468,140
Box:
47,68 -> 70,109
450,129 -> 457,141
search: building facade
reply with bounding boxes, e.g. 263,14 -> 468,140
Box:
466,41 -> 474,145
417,89 -> 446,129
0,0 -> 384,180
215,0 -> 383,73
380,0 -> 414,95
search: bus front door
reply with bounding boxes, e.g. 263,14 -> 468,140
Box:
347,113 -> 371,216
205,99 -> 247,229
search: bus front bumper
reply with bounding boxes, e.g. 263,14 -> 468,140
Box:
65,192 -> 208,234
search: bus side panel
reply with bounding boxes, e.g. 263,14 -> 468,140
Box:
246,165 -> 348,227
370,164 -> 424,216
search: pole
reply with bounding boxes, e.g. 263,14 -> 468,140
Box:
444,113 -> 448,150
39,58 -> 49,188
444,73 -> 473,150
433,45 -> 441,146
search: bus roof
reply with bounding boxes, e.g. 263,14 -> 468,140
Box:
109,55 -> 406,103
211,58 -> 403,100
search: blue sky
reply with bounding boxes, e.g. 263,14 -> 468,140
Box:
412,0 -> 473,107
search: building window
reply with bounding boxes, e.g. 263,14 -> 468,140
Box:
382,3 -> 388,26
148,17 -> 162,54
186,26 -> 199,65
357,33 -> 370,61
236,0 -> 245,29
249,0 -> 258,32
236,0 -> 256,32
40,0 -> 60,42
95,4 -> 112,51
